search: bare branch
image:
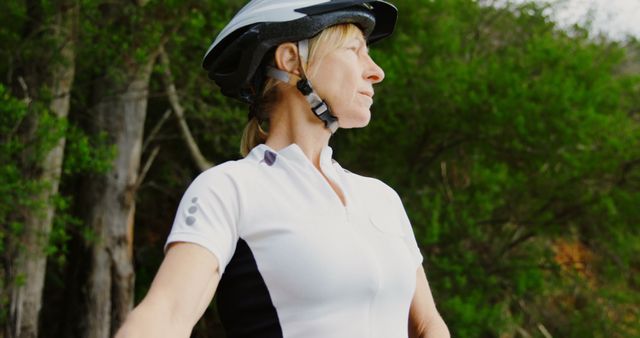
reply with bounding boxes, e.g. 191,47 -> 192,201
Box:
125,146 -> 161,208
142,108 -> 172,153
18,76 -> 32,105
137,146 -> 160,189
498,230 -> 536,259
537,323 -> 552,338
158,47 -> 214,171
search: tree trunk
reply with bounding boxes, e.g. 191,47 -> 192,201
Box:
8,3 -> 77,338
79,56 -> 155,338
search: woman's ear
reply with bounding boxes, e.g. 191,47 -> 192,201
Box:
274,42 -> 301,75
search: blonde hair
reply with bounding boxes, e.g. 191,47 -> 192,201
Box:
240,23 -> 364,157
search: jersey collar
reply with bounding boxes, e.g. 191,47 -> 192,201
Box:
251,143 -> 334,168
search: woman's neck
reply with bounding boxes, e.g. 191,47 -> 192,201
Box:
265,93 -> 332,169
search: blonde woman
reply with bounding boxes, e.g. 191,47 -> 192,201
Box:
115,1 -> 449,337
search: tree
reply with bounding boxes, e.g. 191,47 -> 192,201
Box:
70,2 -> 163,336
0,1 -> 77,337
67,1 -> 238,336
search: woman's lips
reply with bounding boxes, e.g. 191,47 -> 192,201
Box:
359,91 -> 374,98
359,92 -> 373,105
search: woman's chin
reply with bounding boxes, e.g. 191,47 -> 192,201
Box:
338,112 -> 371,129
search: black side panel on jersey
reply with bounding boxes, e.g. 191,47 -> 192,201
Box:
216,238 -> 283,338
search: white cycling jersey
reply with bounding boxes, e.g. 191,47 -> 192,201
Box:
164,143 -> 423,338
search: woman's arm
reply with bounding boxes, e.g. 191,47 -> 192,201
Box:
409,265 -> 450,338
114,242 -> 221,338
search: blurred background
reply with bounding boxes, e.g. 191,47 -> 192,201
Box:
0,0 -> 638,337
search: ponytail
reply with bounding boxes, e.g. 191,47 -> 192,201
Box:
240,116 -> 268,157
239,76 -> 279,157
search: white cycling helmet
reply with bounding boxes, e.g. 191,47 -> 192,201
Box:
203,0 -> 398,132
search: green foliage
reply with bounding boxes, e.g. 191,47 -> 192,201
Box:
0,84 -> 49,243
0,84 -> 47,326
45,195 -> 79,268
335,0 -> 640,336
63,127 -> 116,175
1,0 -> 639,337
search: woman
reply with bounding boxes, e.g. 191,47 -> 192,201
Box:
115,1 -> 449,337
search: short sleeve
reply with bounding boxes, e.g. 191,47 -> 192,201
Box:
391,191 -> 424,268
164,166 -> 240,275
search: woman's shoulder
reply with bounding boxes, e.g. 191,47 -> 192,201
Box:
341,168 -> 400,200
191,157 -> 260,187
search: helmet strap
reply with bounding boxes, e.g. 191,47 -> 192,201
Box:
264,40 -> 339,134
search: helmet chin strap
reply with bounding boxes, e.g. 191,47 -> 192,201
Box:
266,39 -> 339,134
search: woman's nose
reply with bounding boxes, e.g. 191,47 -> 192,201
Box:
363,54 -> 385,84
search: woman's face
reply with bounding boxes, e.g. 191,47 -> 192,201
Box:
307,31 -> 385,129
